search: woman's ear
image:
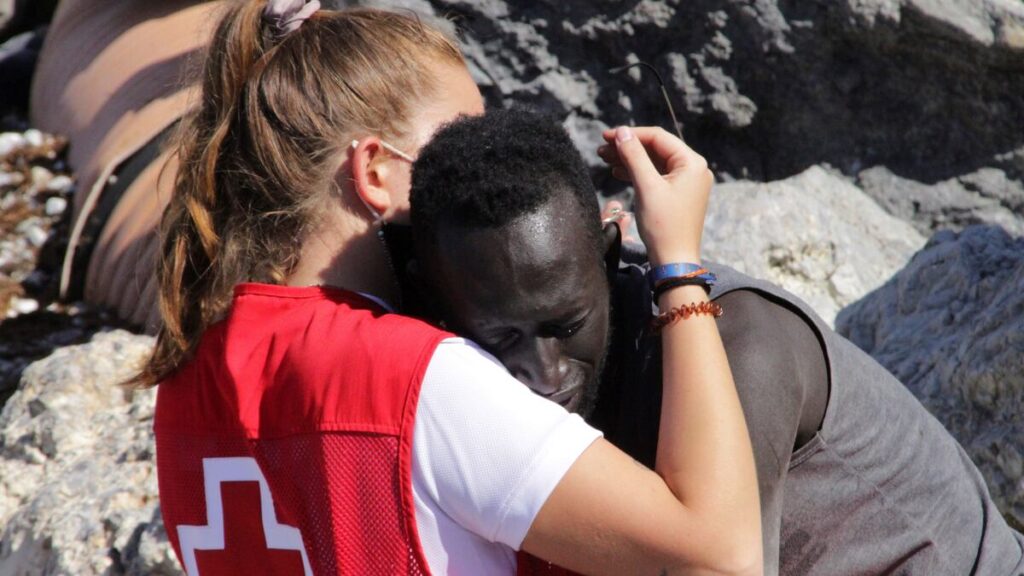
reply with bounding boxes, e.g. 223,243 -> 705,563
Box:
602,222 -> 622,285
348,138 -> 394,221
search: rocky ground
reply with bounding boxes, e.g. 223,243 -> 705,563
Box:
0,0 -> 1022,574
0,119 -> 125,409
0,124 -> 155,573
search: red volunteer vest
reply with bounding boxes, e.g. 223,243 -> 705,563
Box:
155,284 -> 449,576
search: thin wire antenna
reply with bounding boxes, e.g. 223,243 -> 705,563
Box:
609,61 -> 684,141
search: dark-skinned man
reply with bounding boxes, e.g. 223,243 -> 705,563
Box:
400,109 -> 1024,575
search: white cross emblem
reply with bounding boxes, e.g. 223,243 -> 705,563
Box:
177,457 -> 313,576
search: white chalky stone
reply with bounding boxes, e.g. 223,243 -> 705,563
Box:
46,175 -> 74,194
0,132 -> 26,156
27,226 -> 49,247
11,298 -> 39,315
45,196 -> 68,216
0,172 -> 25,187
30,166 -> 53,188
24,129 -> 45,148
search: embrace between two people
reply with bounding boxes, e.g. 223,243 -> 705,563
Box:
35,0 -> 1022,572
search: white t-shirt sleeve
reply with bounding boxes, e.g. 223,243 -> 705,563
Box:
412,337 -> 602,550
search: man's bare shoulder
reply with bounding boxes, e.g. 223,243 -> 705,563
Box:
714,289 -> 828,450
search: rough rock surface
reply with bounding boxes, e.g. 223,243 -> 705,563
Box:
837,225 -> 1024,529
348,0 -> 1024,236
858,165 -> 1024,237
393,0 -> 1024,187
0,330 -> 180,575
703,165 -> 925,325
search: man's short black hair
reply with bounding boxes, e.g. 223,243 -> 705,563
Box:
410,108 -> 602,252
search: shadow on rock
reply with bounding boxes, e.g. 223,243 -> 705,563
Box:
838,225 -> 1024,530
429,0 -> 1024,184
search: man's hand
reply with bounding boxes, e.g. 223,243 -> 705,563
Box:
600,200 -> 640,245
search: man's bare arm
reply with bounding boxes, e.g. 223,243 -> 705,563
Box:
715,289 -> 829,576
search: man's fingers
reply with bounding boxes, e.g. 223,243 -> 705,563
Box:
597,144 -> 622,168
612,126 -> 663,191
601,201 -> 640,244
601,200 -> 624,221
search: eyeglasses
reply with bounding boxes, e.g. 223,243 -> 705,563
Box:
350,139 -> 415,162
608,60 -> 684,141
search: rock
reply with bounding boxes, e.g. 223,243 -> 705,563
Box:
837,226 -> 1024,527
0,172 -> 22,188
702,165 -> 925,325
125,509 -> 181,576
42,196 -> 65,216
7,296 -> 36,316
352,0 -> 1021,237
0,330 -> 180,575
24,225 -> 46,248
43,175 -> 71,195
0,132 -> 24,157
417,0 -> 1023,185
21,128 -> 41,148
859,166 -> 1024,237
27,165 -> 51,190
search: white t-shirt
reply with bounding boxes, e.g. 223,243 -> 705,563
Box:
411,338 -> 602,575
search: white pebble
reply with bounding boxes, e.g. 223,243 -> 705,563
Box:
23,129 -> 44,148
0,132 -> 26,157
30,166 -> 53,187
11,297 -> 39,315
45,196 -> 68,216
27,225 -> 49,247
46,175 -> 74,194
15,217 -> 37,234
0,172 -> 25,188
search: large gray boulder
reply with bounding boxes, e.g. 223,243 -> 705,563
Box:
837,225 -> 1024,528
0,330 -> 181,576
703,165 -> 925,325
399,0 -> 1024,187
858,166 -> 1024,238
348,0 -> 1024,236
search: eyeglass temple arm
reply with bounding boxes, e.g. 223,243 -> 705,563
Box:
609,61 -> 684,141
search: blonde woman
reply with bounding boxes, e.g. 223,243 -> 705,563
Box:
140,2 -> 761,575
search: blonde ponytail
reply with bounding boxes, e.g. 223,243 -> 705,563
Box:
131,1 -> 464,387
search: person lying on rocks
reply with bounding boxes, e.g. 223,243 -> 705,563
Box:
405,108 -> 1024,576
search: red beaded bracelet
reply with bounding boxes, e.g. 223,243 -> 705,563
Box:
650,301 -> 724,332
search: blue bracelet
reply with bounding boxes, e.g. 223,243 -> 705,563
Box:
648,262 -> 705,289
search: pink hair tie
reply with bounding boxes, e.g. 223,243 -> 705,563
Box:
263,0 -> 321,38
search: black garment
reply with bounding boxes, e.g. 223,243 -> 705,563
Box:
592,257 -> 1024,576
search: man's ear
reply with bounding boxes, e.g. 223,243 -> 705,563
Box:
602,222 -> 622,286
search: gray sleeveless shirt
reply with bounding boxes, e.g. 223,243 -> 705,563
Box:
596,259 -> 1024,575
